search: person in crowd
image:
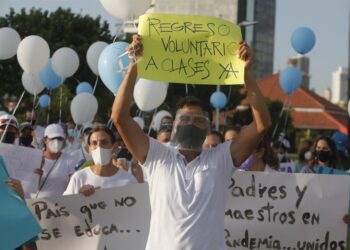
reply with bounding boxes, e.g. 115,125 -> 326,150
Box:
202,130 -> 224,149
25,110 -> 45,149
64,125 -> 137,196
156,123 -> 172,144
69,122 -> 96,170
5,178 -> 38,250
294,139 -> 313,173
111,35 -> 271,250
224,125 -> 241,141
65,121 -> 80,152
272,133 -> 291,163
0,114 -> 19,144
246,137 -> 279,172
18,122 -> 35,148
32,123 -> 76,198
300,135 -> 340,173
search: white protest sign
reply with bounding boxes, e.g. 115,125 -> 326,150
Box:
279,161 -> 296,173
26,183 -> 150,250
0,142 -> 41,197
225,171 -> 350,250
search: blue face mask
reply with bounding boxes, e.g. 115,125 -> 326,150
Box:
239,155 -> 253,170
68,129 -> 78,138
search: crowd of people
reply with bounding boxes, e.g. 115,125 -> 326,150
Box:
3,35 -> 350,250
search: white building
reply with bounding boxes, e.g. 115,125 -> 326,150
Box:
323,88 -> 332,101
331,66 -> 348,105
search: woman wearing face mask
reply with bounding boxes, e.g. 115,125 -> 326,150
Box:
19,122 -> 34,148
63,126 -> 137,196
294,139 -> 312,173
32,124 -> 76,198
300,136 -> 340,173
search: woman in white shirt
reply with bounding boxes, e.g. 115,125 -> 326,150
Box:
64,125 -> 137,196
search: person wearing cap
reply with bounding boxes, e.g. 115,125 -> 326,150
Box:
32,123 -> 76,198
18,122 -> 34,148
156,123 -> 173,144
111,36 -> 271,250
0,114 -> 19,144
25,110 -> 45,149
64,125 -> 137,196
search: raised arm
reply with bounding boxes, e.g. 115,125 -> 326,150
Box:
111,35 -> 149,164
230,41 -> 272,166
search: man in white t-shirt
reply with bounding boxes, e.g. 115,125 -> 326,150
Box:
111,35 -> 271,250
33,123 -> 76,198
64,125 -> 137,196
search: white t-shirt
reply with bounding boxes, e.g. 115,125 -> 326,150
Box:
63,167 -> 137,195
34,152 -> 76,198
142,138 -> 236,250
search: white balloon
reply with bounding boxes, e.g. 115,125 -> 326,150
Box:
150,110 -> 173,131
22,72 -> 45,95
0,27 -> 21,60
70,93 -> 98,125
100,0 -> 152,20
134,79 -> 168,112
17,35 -> 50,74
133,116 -> 145,129
86,41 -> 108,75
52,47 -> 79,77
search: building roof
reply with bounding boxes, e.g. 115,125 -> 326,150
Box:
241,74 -> 349,135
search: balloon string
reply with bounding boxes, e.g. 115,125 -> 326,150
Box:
271,95 -> 290,141
113,22 -> 125,43
93,75 -> 99,94
59,86 -> 63,123
72,77 -> 80,84
46,91 -> 51,125
224,86 -> 232,125
185,84 -> 188,96
0,91 -> 25,143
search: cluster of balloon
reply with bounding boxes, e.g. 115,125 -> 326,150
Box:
70,93 -> 98,125
133,79 -> 169,112
99,0 -> 152,20
210,91 -> 227,109
279,27 -> 316,95
98,41 -> 130,95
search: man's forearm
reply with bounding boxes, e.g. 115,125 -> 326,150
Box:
111,64 -> 138,125
245,71 -> 271,133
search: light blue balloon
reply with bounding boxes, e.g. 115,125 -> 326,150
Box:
210,91 -> 227,109
98,42 -> 130,95
291,27 -> 316,54
38,94 -> 51,108
279,67 -> 302,95
76,82 -> 93,94
39,59 -> 63,90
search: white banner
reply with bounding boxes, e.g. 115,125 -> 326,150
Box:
26,173 -> 349,250
26,183 -> 151,250
0,142 -> 41,197
224,171 -> 350,250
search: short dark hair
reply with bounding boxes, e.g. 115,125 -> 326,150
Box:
87,125 -> 116,145
209,130 -> 224,143
176,96 -> 212,121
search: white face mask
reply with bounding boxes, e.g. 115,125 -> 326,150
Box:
48,139 -> 64,153
91,147 -> 113,166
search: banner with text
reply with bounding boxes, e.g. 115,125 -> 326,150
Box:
26,183 -> 150,250
225,172 -> 350,250
0,142 -> 41,197
138,13 -> 244,85
26,173 -> 349,250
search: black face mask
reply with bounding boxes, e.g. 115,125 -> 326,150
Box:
316,150 -> 332,163
20,135 -> 33,146
0,131 -> 16,144
171,124 -> 207,151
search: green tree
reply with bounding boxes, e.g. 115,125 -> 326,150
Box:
0,7 -> 113,123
